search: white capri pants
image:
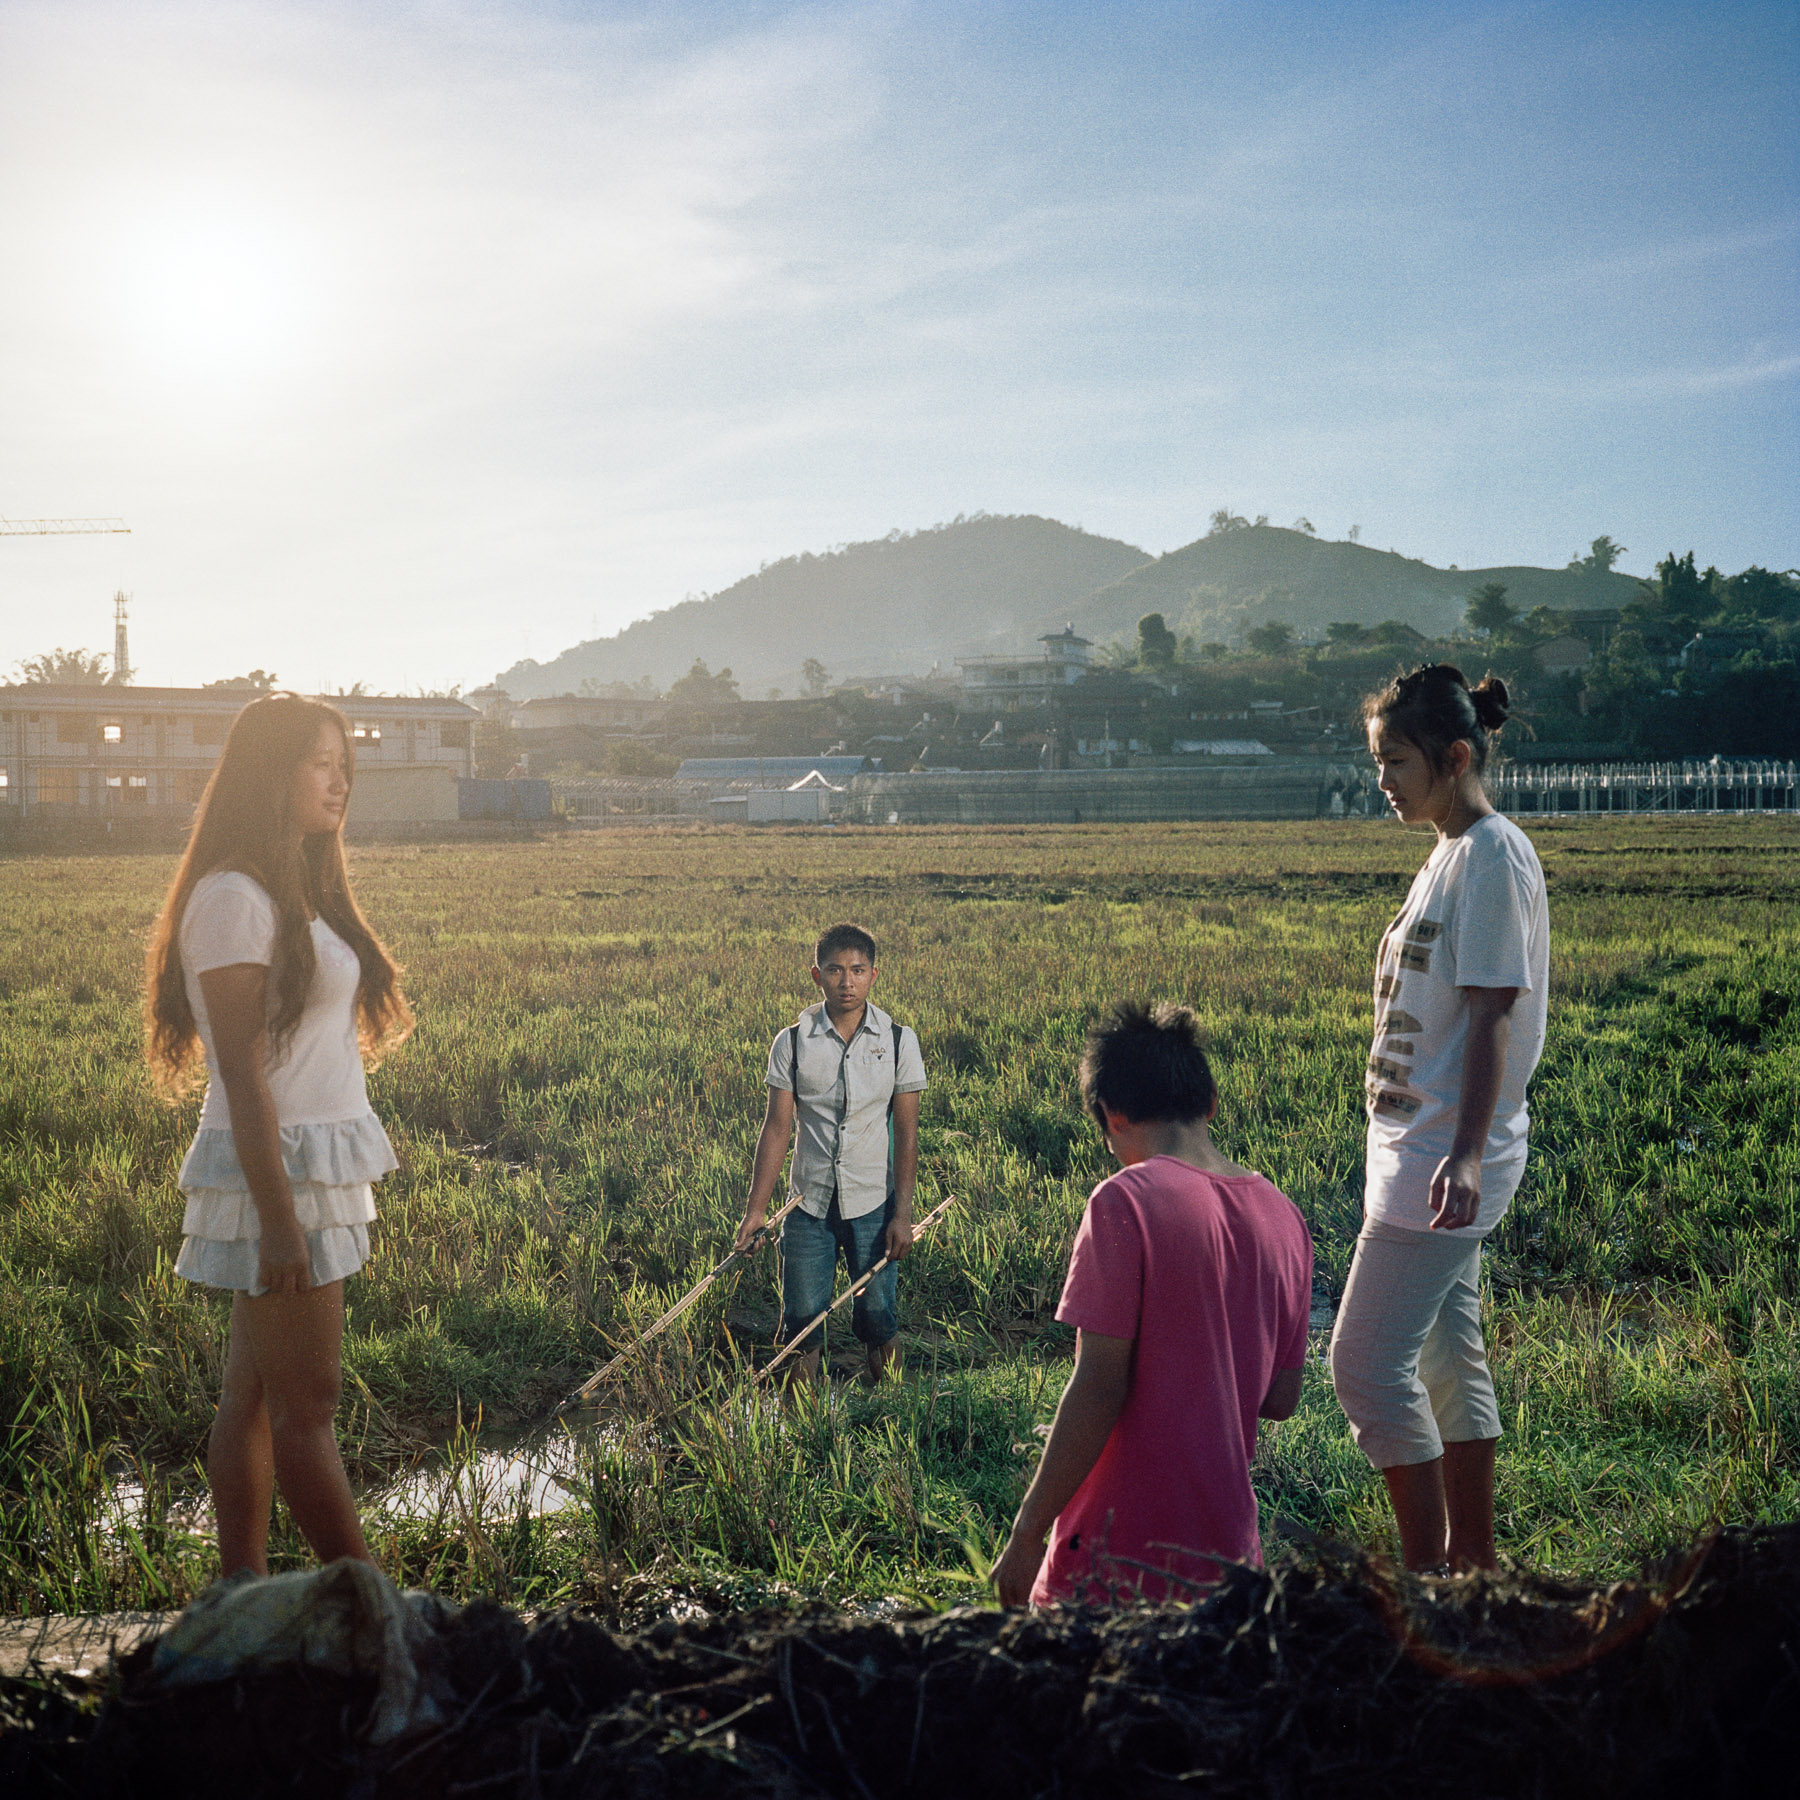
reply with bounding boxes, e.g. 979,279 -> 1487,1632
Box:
1329,1218 -> 1502,1469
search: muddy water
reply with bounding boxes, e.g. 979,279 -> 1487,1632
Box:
372,1435 -> 596,1521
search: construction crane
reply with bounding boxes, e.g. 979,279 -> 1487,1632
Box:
0,517 -> 130,535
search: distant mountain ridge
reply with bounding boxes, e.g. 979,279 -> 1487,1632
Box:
496,515 -> 1149,697
495,516 -> 1644,697
1062,525 -> 1643,647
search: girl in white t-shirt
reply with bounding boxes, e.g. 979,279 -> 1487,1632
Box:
145,694 -> 412,1576
1328,665 -> 1548,1573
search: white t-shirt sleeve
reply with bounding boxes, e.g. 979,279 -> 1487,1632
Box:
1447,840 -> 1536,992
894,1025 -> 928,1095
181,874 -> 278,973
766,1027 -> 797,1092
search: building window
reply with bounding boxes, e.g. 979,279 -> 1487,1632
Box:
103,722 -> 124,745
38,769 -> 80,804
0,767 -> 9,797
352,722 -> 382,743
57,714 -> 92,744
439,721 -> 469,749
125,774 -> 150,803
193,714 -> 227,746
181,769 -> 212,804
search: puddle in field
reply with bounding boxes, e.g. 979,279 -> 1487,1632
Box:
373,1422 -> 631,1522
377,1446 -> 582,1520
83,1425 -> 630,1546
81,1393 -> 830,1546
91,1478 -> 213,1543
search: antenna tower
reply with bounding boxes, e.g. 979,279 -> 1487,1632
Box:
113,591 -> 133,685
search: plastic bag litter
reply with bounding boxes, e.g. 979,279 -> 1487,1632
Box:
148,1558 -> 457,1743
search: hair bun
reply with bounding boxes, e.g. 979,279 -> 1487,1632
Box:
1470,675 -> 1510,731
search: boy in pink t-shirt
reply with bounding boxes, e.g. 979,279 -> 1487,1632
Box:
993,1002 -> 1314,1608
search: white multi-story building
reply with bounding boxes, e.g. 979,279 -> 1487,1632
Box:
0,685 -> 477,821
956,626 -> 1094,709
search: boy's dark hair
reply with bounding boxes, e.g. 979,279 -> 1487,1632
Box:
1363,663 -> 1511,775
815,922 -> 877,966
1080,1001 -> 1217,1126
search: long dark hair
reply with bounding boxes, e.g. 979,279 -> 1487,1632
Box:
1363,664 -> 1511,775
145,693 -> 412,1092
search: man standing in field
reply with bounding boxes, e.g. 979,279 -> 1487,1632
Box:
993,1002 -> 1313,1606
735,923 -> 927,1384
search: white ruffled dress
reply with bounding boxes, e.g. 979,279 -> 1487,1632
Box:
173,870 -> 397,1295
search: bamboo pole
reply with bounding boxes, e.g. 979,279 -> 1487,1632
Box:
558,1193 -> 805,1411
756,1193 -> 959,1384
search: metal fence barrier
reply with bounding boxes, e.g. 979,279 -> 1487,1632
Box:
1490,759 -> 1800,815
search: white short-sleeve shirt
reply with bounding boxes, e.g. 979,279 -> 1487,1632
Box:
180,870 -> 374,1130
766,1000 -> 927,1220
1364,813 -> 1549,1234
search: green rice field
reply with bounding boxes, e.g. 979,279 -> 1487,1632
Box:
2,817 -> 1796,1616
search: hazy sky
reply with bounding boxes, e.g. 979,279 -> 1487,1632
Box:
1,0 -> 1794,692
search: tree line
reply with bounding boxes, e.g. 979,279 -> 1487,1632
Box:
1115,538 -> 1799,758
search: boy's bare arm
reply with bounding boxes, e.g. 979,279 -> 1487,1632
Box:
734,1087 -> 796,1254
993,1330 -> 1134,1607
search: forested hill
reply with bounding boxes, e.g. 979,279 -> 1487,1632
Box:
1061,524 -> 1646,649
495,516 -> 1650,697
495,515 -> 1150,697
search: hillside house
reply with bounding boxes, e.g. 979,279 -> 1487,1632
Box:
507,693 -> 667,733
1533,635 -> 1593,676
1678,627 -> 1768,678
1565,608 -> 1622,653
956,626 -> 1094,710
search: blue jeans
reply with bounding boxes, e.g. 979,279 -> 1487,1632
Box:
780,1192 -> 898,1353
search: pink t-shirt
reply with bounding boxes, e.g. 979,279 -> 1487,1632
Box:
1031,1156 -> 1313,1607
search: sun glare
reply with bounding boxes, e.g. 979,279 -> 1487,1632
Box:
115,210 -> 316,382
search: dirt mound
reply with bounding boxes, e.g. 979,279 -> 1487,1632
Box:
9,1526 -> 1797,1798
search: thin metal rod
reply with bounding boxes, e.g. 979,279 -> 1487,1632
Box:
559,1193 -> 806,1410
756,1194 -> 959,1384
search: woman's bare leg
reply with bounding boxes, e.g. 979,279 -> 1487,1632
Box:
1381,1457 -> 1448,1571
210,1298 -> 276,1576
1442,1436 -> 1498,1570
237,1280 -> 372,1566
1383,1441 -> 1498,1571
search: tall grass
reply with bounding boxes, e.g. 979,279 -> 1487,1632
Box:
1,818 -> 1795,1611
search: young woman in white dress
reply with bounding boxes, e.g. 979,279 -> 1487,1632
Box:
145,694 -> 411,1575
1329,666 -> 1549,1573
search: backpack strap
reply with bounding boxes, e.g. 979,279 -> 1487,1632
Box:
885,1019 -> 907,1200
791,1016 -> 906,1104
